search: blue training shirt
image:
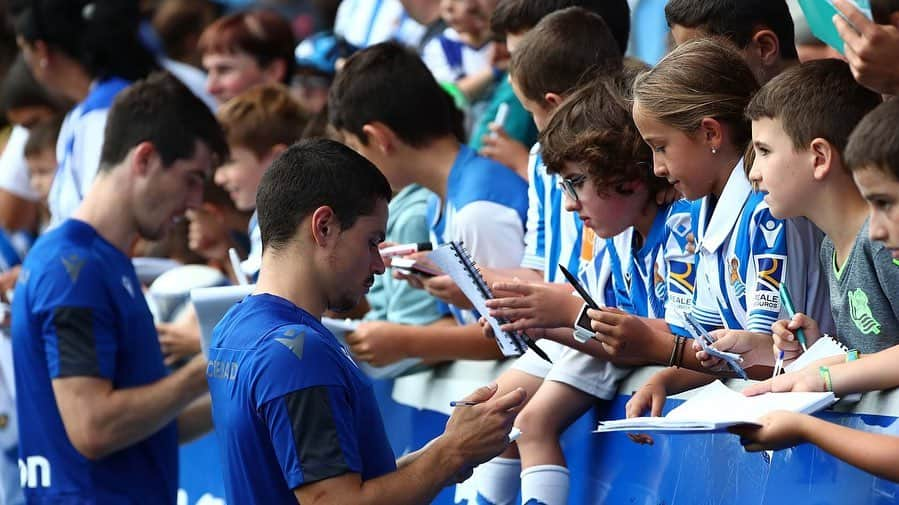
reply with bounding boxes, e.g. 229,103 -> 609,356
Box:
207,293 -> 396,503
12,219 -> 178,503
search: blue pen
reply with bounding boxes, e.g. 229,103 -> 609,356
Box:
773,349 -> 785,379
778,283 -> 808,352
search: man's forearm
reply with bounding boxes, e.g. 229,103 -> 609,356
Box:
177,394 -> 213,444
55,356 -> 208,459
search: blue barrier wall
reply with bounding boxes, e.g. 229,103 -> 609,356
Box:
178,375 -> 899,505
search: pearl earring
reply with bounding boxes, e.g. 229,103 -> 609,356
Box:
711,146 -> 719,155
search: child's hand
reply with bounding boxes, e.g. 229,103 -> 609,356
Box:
478,316 -> 495,339
157,320 -> 202,367
423,275 -> 473,309
833,0 -> 899,96
479,127 -> 529,179
741,365 -> 827,396
587,307 -> 656,359
344,321 -> 407,366
626,381 -> 667,418
393,268 -> 426,289
728,411 -> 808,452
185,205 -> 231,262
692,330 -> 774,370
772,313 -> 821,363
486,280 -> 576,332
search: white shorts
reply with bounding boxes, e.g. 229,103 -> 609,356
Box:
510,339 -> 567,379
545,345 -> 632,400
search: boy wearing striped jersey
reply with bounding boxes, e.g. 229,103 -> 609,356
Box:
479,73 -> 695,505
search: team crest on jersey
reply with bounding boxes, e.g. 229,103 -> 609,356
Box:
751,254 -> 786,311
728,256 -> 746,299
653,264 -> 666,301
849,288 -> 882,335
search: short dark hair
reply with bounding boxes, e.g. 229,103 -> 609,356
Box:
24,115 -> 63,157
846,99 -> 899,178
256,139 -> 392,250
197,9 -> 296,85
328,41 -> 465,147
99,72 -> 227,171
0,56 -> 70,115
491,0 -> 630,53
12,0 -> 159,81
541,72 -> 664,196
872,0 -> 899,24
746,59 -> 881,156
665,0 -> 799,60
509,7 -> 623,104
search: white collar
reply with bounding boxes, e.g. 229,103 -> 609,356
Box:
698,159 -> 752,254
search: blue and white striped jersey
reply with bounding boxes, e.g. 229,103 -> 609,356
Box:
428,145 -> 529,324
577,201 -> 695,332
689,160 -> 833,335
520,143 -> 585,283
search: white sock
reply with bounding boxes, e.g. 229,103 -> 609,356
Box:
472,457 -> 521,505
520,464 -> 570,505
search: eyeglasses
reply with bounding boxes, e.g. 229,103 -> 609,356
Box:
559,174 -> 587,202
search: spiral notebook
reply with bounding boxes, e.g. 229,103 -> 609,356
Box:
428,242 -> 530,357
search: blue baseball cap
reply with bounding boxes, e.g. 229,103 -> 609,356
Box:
294,31 -> 358,76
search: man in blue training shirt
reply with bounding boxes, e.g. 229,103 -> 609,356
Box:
207,139 -> 527,504
12,73 -> 227,503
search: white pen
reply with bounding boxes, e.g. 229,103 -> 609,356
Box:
380,242 -> 433,258
229,248 -> 249,286
489,103 -> 510,139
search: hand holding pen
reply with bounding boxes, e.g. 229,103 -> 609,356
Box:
771,312 -> 822,364
442,384 -> 527,465
778,284 -> 809,351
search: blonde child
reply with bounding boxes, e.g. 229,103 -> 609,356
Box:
626,38 -> 833,417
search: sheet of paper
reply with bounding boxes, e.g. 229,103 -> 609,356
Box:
596,380 -> 835,433
784,335 -> 849,373
428,243 -> 526,357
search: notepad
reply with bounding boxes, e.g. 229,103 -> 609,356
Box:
595,380 -> 835,433
191,284 -> 424,379
428,242 -> 528,357
784,335 -> 850,373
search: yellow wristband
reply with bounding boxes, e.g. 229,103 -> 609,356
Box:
819,366 -> 834,392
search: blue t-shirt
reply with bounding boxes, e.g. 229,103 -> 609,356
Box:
207,293 -> 396,503
12,219 -> 177,503
427,144 -> 528,324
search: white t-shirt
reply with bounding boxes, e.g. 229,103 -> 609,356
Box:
0,126 -> 40,202
335,0 -> 424,48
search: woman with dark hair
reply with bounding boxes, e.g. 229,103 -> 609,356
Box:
12,0 -> 159,227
